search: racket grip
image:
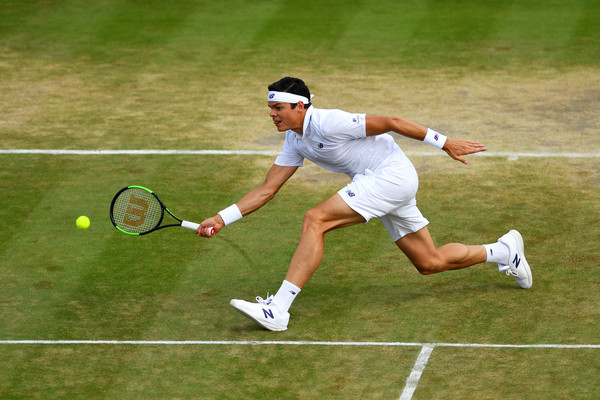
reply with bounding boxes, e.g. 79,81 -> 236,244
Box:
181,221 -> 215,236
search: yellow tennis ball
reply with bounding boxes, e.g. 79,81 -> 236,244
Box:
76,216 -> 90,230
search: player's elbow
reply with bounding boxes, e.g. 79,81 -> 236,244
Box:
257,183 -> 280,203
263,191 -> 277,203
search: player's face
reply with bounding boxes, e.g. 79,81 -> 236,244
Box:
268,102 -> 305,134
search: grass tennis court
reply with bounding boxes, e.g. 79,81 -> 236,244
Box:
1,0 -> 599,398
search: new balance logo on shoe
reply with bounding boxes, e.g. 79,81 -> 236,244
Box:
512,253 -> 521,269
497,230 -> 532,289
230,298 -> 290,331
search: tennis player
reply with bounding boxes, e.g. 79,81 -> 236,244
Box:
197,77 -> 532,331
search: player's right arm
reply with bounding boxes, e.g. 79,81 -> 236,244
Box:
236,164 -> 298,216
197,164 -> 298,236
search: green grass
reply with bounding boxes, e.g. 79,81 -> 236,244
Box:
1,0 -> 599,398
3,0 -> 598,69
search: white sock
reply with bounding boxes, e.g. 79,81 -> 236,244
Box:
271,280 -> 301,313
483,242 -> 510,265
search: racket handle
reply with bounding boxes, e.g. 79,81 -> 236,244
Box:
181,221 -> 215,236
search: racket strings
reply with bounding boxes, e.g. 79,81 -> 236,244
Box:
112,188 -> 163,234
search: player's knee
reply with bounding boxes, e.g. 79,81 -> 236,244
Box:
302,208 -> 326,232
413,258 -> 445,275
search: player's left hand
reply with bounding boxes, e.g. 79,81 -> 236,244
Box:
443,139 -> 487,164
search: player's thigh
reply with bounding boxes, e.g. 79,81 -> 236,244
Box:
394,226 -> 441,269
305,193 -> 366,232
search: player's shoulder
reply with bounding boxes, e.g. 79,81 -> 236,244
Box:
311,107 -> 365,133
311,107 -> 347,118
311,107 -> 360,125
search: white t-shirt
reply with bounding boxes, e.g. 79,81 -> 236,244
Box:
274,107 -> 413,178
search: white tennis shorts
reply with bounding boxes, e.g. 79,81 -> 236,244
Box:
338,163 -> 429,241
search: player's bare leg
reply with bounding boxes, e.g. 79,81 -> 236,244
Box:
285,193 -> 366,288
396,226 -> 532,288
230,194 -> 364,331
395,226 -> 487,274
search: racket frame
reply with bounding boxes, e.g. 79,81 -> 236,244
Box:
110,185 -> 198,236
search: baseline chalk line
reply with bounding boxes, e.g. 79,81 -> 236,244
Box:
1,149 -> 599,158
1,340 -> 599,348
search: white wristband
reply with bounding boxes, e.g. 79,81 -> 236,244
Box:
424,128 -> 447,149
218,204 -> 243,225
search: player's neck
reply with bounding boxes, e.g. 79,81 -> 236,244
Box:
291,109 -> 308,135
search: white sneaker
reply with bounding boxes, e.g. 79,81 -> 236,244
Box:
498,230 -> 532,289
230,295 -> 289,331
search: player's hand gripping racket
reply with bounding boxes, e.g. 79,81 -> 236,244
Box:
110,185 -> 214,236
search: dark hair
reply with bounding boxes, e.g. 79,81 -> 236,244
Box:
268,77 -> 311,109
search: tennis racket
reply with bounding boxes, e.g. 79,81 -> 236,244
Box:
110,185 -> 214,236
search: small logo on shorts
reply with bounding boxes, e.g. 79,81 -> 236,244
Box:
346,190 -> 355,197
318,143 -> 324,149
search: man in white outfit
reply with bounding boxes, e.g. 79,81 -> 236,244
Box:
197,77 -> 532,331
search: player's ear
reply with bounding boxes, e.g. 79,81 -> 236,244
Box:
296,102 -> 305,112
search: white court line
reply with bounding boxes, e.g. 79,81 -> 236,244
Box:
399,345 -> 435,400
0,149 -> 599,158
0,149 -> 280,156
1,340 -> 599,348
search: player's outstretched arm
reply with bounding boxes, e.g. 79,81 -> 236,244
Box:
365,116 -> 486,164
197,164 -> 298,237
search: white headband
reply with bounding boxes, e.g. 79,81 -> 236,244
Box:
268,91 -> 313,104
